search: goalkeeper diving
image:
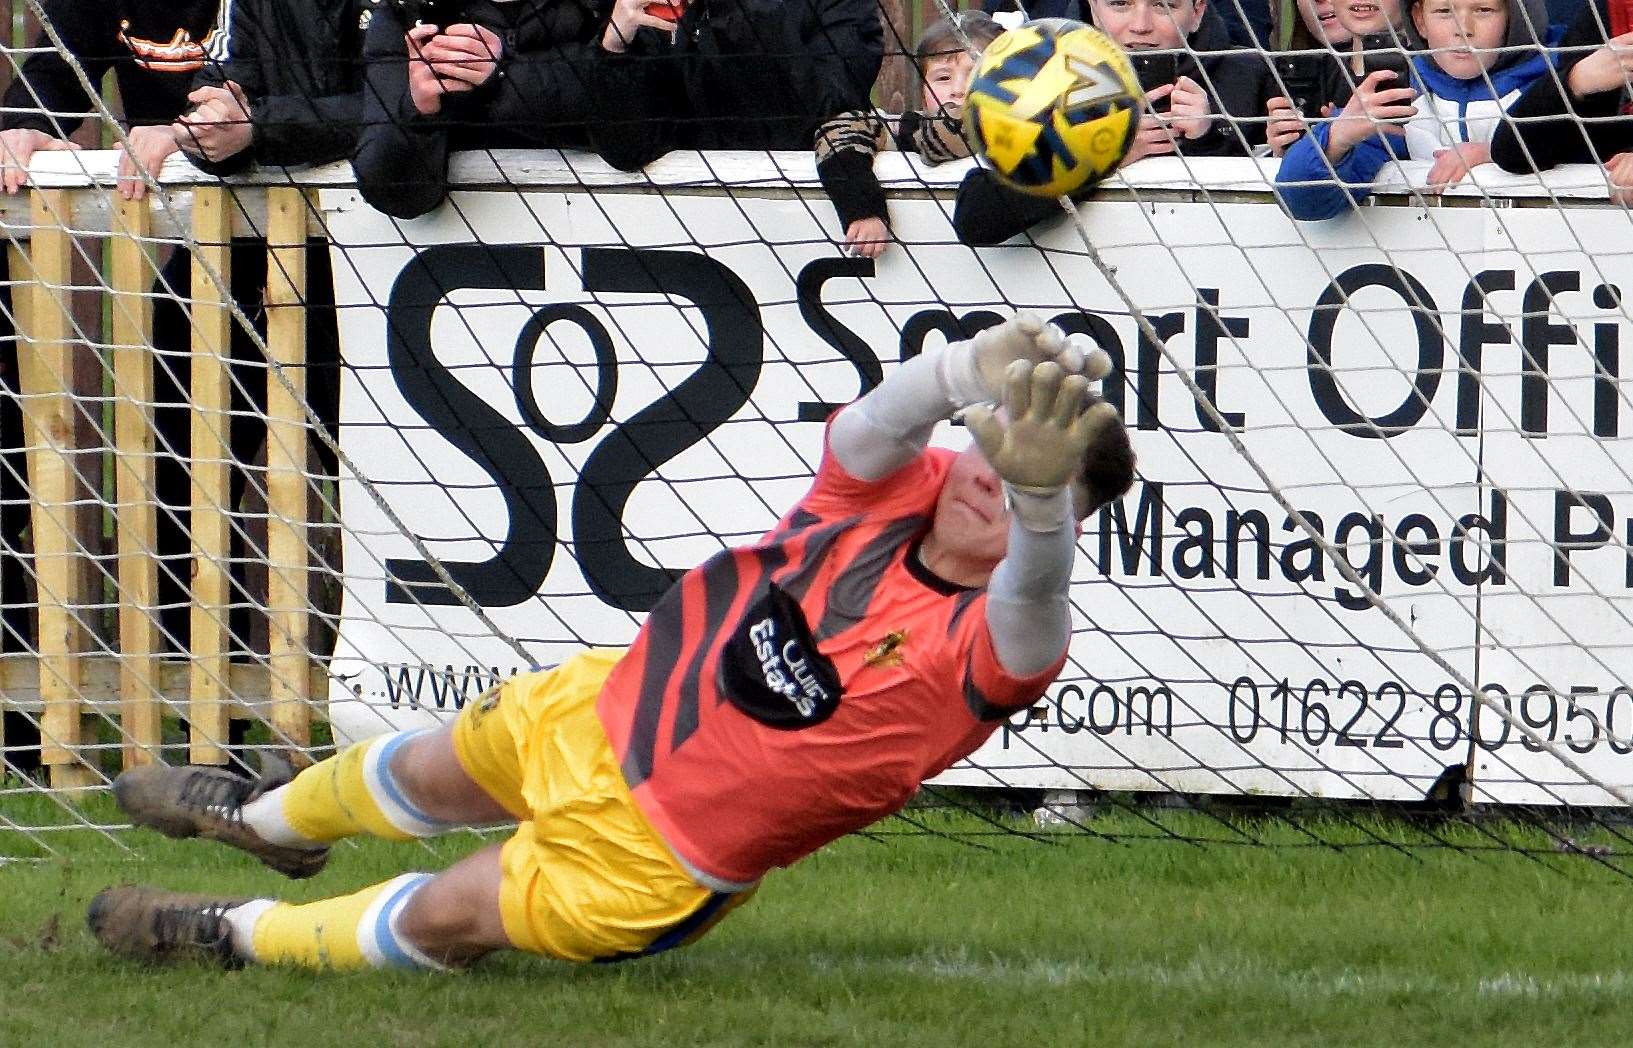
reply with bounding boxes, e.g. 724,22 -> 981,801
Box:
90,313 -> 1135,971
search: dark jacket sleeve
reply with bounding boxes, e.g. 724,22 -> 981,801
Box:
186,9 -> 260,176
482,47 -> 596,133
817,147 -> 888,229
476,0 -> 601,134
1191,54 -> 1276,156
352,4 -> 451,219
0,1 -> 117,136
579,47 -> 675,171
951,166 -> 1066,246
190,1 -> 365,175
246,90 -> 366,169
814,109 -> 891,230
1490,0 -> 1633,171
804,0 -> 885,135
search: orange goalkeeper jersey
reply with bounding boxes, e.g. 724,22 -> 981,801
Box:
596,432 -> 1065,886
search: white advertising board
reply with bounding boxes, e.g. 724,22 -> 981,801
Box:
319,174 -> 1633,806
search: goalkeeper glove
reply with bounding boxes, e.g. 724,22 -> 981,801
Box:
964,359 -> 1121,531
939,311 -> 1113,409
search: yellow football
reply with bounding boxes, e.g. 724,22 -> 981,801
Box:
963,20 -> 1142,198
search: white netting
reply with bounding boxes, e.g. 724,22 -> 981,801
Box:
3,0 -> 1632,865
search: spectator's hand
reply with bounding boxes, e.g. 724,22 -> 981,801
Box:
1607,151 -> 1633,205
1122,115 -> 1178,165
1265,96 -> 1305,156
1121,85 -> 1179,166
1568,32 -> 1633,99
407,24 -> 446,115
964,360 -> 1113,495
422,24 -> 503,91
1169,75 -> 1213,140
602,0 -> 676,52
1326,69 -> 1416,160
173,81 -> 253,163
1424,142 -> 1489,192
117,125 -> 181,201
843,216 -> 890,258
0,128 -> 79,195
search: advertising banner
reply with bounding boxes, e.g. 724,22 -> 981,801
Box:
320,180 -> 1633,805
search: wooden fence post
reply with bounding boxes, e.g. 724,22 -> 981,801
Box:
264,187 -> 312,760
111,195 -> 161,767
188,186 -> 233,766
20,190 -> 90,788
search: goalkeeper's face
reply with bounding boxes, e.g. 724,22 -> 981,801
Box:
930,447 -> 1096,570
931,447 -> 1013,567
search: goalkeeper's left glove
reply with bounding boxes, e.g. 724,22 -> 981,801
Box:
939,311 -> 1112,409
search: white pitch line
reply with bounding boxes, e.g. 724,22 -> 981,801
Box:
786,949 -> 1633,999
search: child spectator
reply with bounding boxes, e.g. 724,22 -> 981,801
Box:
1331,0 -> 1418,84
815,12 -> 1001,259
1265,0 -> 1425,153
1275,0 -> 1557,220
1489,0 -> 1633,193
1090,0 -> 1280,161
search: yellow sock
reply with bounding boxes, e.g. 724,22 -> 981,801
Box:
246,874 -> 444,971
277,732 -> 448,844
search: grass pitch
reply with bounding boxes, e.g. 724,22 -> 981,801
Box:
3,795 -> 1631,1048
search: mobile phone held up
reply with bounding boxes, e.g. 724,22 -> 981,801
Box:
1130,50 -> 1179,105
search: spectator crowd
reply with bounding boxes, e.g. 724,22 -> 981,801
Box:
0,0 -> 1625,249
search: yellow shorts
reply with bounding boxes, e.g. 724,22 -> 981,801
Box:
450,649 -> 754,963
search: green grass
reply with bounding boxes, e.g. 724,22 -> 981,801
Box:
3,794 -> 1633,1048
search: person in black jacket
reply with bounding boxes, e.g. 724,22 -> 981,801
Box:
0,0 -> 223,199
143,0 -> 360,656
1489,0 -> 1633,184
596,0 -> 883,165
0,0 -> 221,708
354,0 -> 636,218
172,0 -> 368,174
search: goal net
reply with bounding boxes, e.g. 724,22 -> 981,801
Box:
2,0 -> 1631,868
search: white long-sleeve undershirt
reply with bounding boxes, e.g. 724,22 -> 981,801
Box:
827,341 -> 1076,679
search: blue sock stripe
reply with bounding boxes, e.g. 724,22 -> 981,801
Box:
373,730 -> 455,831
372,873 -> 433,970
593,891 -> 735,964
